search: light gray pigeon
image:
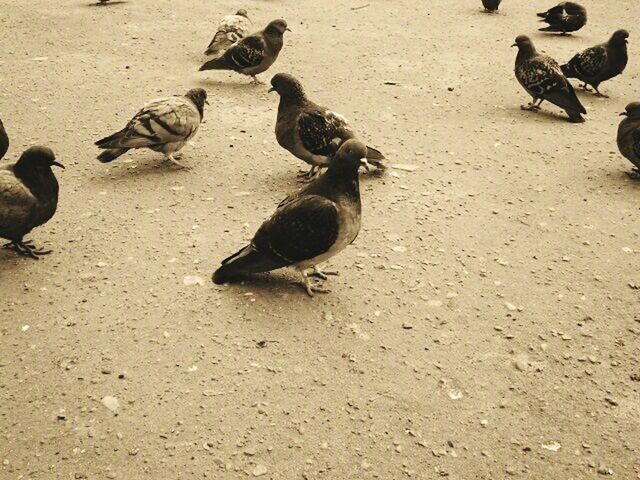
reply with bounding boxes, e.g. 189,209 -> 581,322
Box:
199,19 -> 289,84
1,146 -> 63,258
269,73 -> 385,179
617,102 -> 640,178
212,139 -> 368,296
513,35 -> 586,123
95,88 -> 208,168
204,9 -> 251,56
561,30 -> 629,97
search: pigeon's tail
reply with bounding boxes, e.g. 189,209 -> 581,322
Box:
560,62 -> 577,78
212,244 -> 284,284
204,35 -> 234,56
537,11 -> 548,18
567,111 -> 586,123
97,148 -> 128,163
199,56 -> 231,71
538,25 -> 563,32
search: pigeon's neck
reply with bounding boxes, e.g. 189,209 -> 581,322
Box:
608,40 -> 628,58
186,96 -> 205,119
516,45 -> 536,65
321,164 -> 361,200
278,91 -> 307,109
13,163 -> 59,200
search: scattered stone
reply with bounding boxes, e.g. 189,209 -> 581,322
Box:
604,397 -> 618,407
252,464 -> 268,477
101,396 -> 119,413
183,275 -> 204,286
597,464 -> 613,475
541,442 -> 561,452
402,322 -> 413,330
391,164 -> 419,172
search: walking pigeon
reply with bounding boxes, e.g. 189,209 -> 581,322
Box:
95,88 -> 208,168
204,9 -> 251,56
537,2 -> 586,35
513,35 -> 586,123
212,139 -> 368,296
1,146 -> 63,258
617,102 -> 640,178
199,19 -> 289,84
0,118 -> 8,161
482,0 -> 502,12
269,73 -> 385,179
561,29 -> 629,97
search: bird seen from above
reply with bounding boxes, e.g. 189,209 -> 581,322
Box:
513,35 -> 586,123
0,146 -> 63,259
561,29 -> 629,98
269,73 -> 386,180
481,0 -> 502,13
95,88 -> 208,168
617,102 -> 640,179
204,9 -> 251,56
212,139 -> 369,297
199,19 -> 289,84
537,2 -> 587,35
0,118 -> 8,161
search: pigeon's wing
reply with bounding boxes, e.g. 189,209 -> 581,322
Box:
0,168 -> 36,236
543,4 -> 567,22
98,97 -> 201,149
224,34 -> 267,70
205,15 -> 250,54
297,108 -> 354,156
632,127 -> 640,159
253,195 -> 340,265
0,119 -> 8,160
572,46 -> 607,77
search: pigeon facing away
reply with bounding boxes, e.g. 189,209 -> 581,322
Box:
561,30 -> 629,97
513,35 -> 586,123
537,2 -> 586,34
617,102 -> 640,178
212,139 -> 368,296
199,19 -> 289,83
482,0 -> 502,12
269,73 -> 385,179
204,9 -> 251,56
95,88 -> 208,168
0,118 -> 8,161
1,146 -> 63,258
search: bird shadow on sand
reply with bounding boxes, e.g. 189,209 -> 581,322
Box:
87,1 -> 127,7
194,78 -> 266,95
91,159 -> 192,184
535,32 -> 583,42
215,273 -> 330,300
592,169 -> 640,191
508,106 -> 579,124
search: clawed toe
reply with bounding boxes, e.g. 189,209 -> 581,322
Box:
3,240 -> 52,259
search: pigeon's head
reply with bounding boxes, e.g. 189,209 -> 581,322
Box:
269,73 -> 305,99
236,9 -> 249,19
512,35 -> 532,48
610,29 -> 629,45
265,19 -> 290,37
332,139 -> 369,171
17,146 -> 64,171
621,102 -> 640,119
185,88 -> 209,117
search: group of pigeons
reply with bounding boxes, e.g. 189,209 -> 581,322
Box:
1,2 -> 639,297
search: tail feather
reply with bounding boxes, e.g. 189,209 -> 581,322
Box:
560,63 -> 575,78
567,111 -> 586,123
212,244 -> 285,284
199,55 -> 231,71
95,129 -> 126,149
97,148 -> 128,163
537,11 -> 547,18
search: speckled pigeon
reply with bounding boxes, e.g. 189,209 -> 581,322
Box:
617,102 -> 640,178
537,2 -> 586,34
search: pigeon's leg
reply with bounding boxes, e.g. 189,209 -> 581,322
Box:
626,168 -> 640,180
250,76 -> 265,85
521,98 -> 543,111
593,86 -> 609,98
579,83 -> 593,92
166,154 -> 190,169
298,269 -> 330,297
309,265 -> 339,280
3,240 -> 51,259
297,165 -> 323,183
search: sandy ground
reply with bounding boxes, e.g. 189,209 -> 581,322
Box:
1,0 -> 639,478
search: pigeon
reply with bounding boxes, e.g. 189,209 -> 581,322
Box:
1,146 -> 63,258
95,88 -> 208,168
537,2 -> 586,35
204,9 -> 251,56
561,30 -> 629,97
482,0 -> 502,12
617,102 -> 640,178
513,35 -> 586,123
212,139 -> 368,296
269,73 -> 385,179
0,118 -> 8,161
199,19 -> 289,84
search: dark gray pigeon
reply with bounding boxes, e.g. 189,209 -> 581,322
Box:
204,9 -> 251,56
269,73 -> 385,179
0,118 -> 8,161
513,35 -> 586,123
482,0 -> 502,12
212,139 -> 368,296
95,88 -> 207,168
617,102 -> 640,178
1,146 -> 63,258
537,2 -> 586,34
561,30 -> 629,97
199,19 -> 289,84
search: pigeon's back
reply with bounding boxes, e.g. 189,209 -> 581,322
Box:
0,166 -> 38,241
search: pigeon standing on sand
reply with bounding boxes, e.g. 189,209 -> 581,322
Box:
212,139 -> 369,297
513,35 -> 586,123
204,9 -> 251,56
482,0 -> 502,12
95,88 -> 208,168
199,19 -> 289,84
561,30 -> 629,97
1,146 -> 63,258
269,73 -> 385,179
537,2 -> 586,35
0,118 -> 8,161
617,102 -> 640,178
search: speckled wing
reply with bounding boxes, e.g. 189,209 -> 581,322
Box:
297,109 -> 353,157
225,34 -> 266,71
206,14 -> 251,55
569,46 -> 607,78
0,167 -> 36,238
252,195 -> 340,265
99,97 -> 201,149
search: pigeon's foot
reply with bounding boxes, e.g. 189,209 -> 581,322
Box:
250,76 -> 265,85
297,166 -> 322,183
580,83 -> 593,92
309,266 -> 339,281
593,88 -> 609,98
166,154 -> 191,169
626,168 -> 640,180
299,270 -> 331,297
521,103 -> 541,112
3,240 -> 52,259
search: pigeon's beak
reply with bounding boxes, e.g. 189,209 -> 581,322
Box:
52,161 -> 65,169
285,27 -> 292,32
620,112 -> 628,116
511,43 -> 517,47
268,87 -> 275,93
205,99 -> 210,105
359,158 -> 370,169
